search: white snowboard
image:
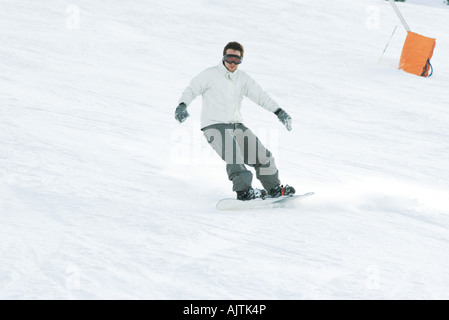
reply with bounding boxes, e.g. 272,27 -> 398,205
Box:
216,192 -> 314,211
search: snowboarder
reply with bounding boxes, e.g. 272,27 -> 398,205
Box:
175,42 -> 295,200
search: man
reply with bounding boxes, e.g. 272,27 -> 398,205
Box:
175,42 -> 295,200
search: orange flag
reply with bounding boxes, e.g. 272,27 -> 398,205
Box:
399,31 -> 436,77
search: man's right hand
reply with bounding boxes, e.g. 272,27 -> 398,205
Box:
175,103 -> 189,123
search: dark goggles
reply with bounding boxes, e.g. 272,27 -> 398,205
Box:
223,54 -> 243,65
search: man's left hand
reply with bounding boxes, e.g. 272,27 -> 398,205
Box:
275,108 -> 292,131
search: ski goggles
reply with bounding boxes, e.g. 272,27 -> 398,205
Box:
223,54 -> 243,65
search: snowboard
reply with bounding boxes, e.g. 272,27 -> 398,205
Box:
216,192 -> 314,211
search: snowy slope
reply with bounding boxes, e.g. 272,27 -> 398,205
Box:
1,0 -> 449,299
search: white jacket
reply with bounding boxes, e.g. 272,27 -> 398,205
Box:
179,61 -> 280,129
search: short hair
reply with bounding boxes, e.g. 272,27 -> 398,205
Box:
223,42 -> 244,57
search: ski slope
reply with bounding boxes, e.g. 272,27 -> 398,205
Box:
1,0 -> 449,299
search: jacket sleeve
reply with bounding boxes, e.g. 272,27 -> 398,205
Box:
178,70 -> 209,106
244,74 -> 280,113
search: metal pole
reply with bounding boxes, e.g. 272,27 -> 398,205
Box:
389,0 -> 411,32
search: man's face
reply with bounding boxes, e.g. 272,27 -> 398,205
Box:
223,49 -> 241,73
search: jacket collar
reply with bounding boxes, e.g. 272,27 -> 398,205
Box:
218,60 -> 239,80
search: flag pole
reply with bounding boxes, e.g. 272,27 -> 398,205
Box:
389,0 -> 411,32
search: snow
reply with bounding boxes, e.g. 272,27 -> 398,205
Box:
1,0 -> 449,299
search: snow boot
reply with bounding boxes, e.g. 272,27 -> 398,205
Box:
236,187 -> 267,201
269,184 -> 296,198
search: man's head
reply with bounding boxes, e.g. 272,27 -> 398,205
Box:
223,42 -> 244,73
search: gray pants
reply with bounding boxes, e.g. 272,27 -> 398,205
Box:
202,123 -> 280,192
